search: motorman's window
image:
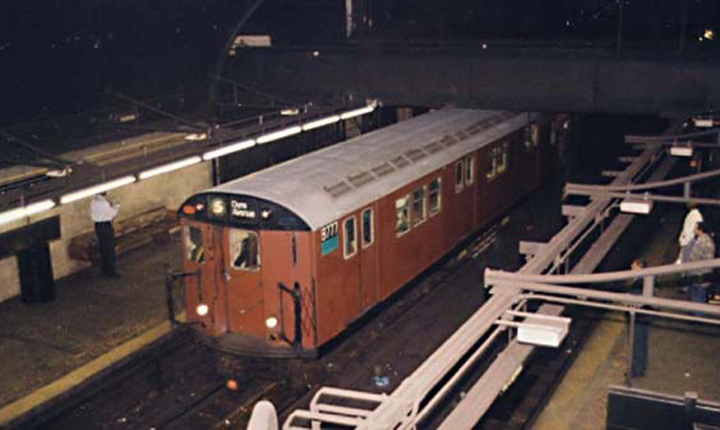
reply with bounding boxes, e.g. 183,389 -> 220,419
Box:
428,178 -> 442,215
344,216 -> 357,258
465,155 -> 475,185
362,208 -> 374,247
412,186 -> 426,226
184,226 -> 205,264
498,142 -> 509,174
455,161 -> 464,193
231,229 -> 261,271
396,195 -> 410,236
486,147 -> 498,181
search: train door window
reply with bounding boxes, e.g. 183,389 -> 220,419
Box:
525,124 -> 540,151
455,161 -> 464,193
343,216 -> 357,259
412,186 -> 426,226
428,178 -> 442,216
497,142 -> 509,174
464,155 -> 475,186
362,208 -> 374,248
396,195 -> 411,236
486,147 -> 498,181
184,226 -> 205,264
230,229 -> 261,271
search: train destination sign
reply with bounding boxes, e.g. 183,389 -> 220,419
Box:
230,199 -> 257,219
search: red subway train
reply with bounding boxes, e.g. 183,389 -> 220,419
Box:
177,108 -> 557,356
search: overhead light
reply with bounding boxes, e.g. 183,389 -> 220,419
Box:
0,199 -> 56,227
340,104 -> 376,120
693,118 -> 714,128
705,29 -> 714,40
256,125 -> 302,144
669,146 -> 693,157
302,115 -> 340,131
280,108 -> 300,116
202,139 -> 256,160
60,176 -> 137,204
620,199 -> 653,215
185,133 -> 208,141
138,156 -> 202,180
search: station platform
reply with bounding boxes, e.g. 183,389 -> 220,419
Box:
0,235 -> 183,427
532,206 -> 720,430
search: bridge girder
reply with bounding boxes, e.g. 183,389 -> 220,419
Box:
229,48 -> 720,114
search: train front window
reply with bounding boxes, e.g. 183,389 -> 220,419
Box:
396,195 -> 410,236
428,178 -> 442,215
344,217 -> 357,259
230,229 -> 261,271
184,226 -> 205,264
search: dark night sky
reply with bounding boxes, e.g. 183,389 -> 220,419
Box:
0,0 -> 719,127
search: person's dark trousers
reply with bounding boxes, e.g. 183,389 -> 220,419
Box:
94,221 -> 117,276
631,317 -> 649,378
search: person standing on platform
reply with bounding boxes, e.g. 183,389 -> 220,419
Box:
686,221 -> 715,305
91,192 -> 121,278
677,203 -> 703,264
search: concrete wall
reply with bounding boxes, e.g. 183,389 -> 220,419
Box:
0,162 -> 212,303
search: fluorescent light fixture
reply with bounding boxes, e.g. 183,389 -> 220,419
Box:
138,156 -> 202,180
280,108 -> 300,116
256,125 -> 302,144
340,104 -> 376,120
693,118 -> 714,128
302,115 -> 340,131
670,146 -> 693,157
0,199 -> 56,227
517,321 -> 569,348
60,176 -> 137,204
620,199 -> 653,215
202,139 -> 256,160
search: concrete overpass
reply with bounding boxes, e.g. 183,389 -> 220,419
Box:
227,46 -> 720,115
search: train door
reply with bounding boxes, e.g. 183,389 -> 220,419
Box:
359,206 -> 379,309
224,228 -> 266,337
182,221 -> 226,336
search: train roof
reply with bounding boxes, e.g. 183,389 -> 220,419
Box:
197,108 -> 537,230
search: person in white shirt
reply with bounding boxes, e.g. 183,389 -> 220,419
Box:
91,193 -> 120,277
677,203 -> 703,264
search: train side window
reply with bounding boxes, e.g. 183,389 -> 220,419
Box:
498,142 -> 509,174
486,147 -> 498,181
184,226 -> 205,264
428,178 -> 442,215
412,186 -> 426,226
230,229 -> 261,271
455,161 -> 464,193
344,216 -> 357,259
396,195 -> 410,236
362,208 -> 374,247
465,155 -> 475,185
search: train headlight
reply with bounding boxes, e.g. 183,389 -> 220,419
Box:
196,303 -> 209,316
265,316 -> 278,329
260,209 -> 272,219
